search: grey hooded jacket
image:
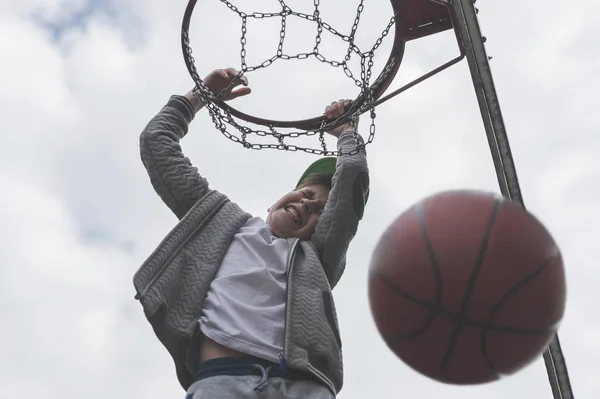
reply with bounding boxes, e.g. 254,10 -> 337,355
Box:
133,95 -> 369,395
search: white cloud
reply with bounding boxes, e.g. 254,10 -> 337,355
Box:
1,0 -> 598,398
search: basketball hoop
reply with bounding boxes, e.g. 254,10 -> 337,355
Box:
181,0 -> 464,155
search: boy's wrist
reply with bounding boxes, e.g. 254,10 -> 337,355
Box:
184,88 -> 205,113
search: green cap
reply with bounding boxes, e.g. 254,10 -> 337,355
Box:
296,157 -> 369,204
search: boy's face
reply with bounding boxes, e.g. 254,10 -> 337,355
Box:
266,184 -> 330,239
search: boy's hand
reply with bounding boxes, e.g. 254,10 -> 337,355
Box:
324,99 -> 358,138
203,68 -> 251,101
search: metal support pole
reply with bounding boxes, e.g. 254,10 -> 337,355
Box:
449,0 -> 574,398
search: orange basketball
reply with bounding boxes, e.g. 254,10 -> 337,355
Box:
368,190 -> 566,384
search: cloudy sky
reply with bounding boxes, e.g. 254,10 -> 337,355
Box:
1,0 -> 598,398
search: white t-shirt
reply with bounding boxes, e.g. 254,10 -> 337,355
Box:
199,216 -> 292,362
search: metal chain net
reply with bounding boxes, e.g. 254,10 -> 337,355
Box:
182,0 -> 398,156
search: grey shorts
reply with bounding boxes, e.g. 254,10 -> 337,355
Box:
185,356 -> 335,399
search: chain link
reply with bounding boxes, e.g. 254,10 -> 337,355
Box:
184,0 -> 398,156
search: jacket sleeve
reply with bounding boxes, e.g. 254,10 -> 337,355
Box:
139,95 -> 210,220
310,131 -> 370,288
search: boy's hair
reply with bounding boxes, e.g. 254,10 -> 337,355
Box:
296,172 -> 334,191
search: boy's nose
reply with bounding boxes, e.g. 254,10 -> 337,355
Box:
301,199 -> 312,212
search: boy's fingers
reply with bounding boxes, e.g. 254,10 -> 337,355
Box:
224,67 -> 238,77
324,99 -> 353,119
230,86 -> 252,99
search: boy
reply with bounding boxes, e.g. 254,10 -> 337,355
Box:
133,67 -> 369,398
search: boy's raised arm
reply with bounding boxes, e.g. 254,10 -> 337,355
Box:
311,131 -> 369,288
139,68 -> 251,220
139,94 -> 208,220
310,101 -> 370,288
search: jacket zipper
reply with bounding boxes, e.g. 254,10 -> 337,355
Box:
308,364 -> 337,394
279,237 -> 299,371
279,238 -> 336,395
278,239 -> 337,396
135,195 -> 228,300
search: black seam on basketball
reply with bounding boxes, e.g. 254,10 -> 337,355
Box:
479,254 -> 556,372
407,203 -> 445,337
374,271 -> 553,335
371,204 -> 444,340
439,198 -> 502,375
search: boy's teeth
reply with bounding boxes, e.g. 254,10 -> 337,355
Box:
286,207 -> 300,225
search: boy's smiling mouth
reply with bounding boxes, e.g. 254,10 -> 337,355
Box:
284,205 -> 302,226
